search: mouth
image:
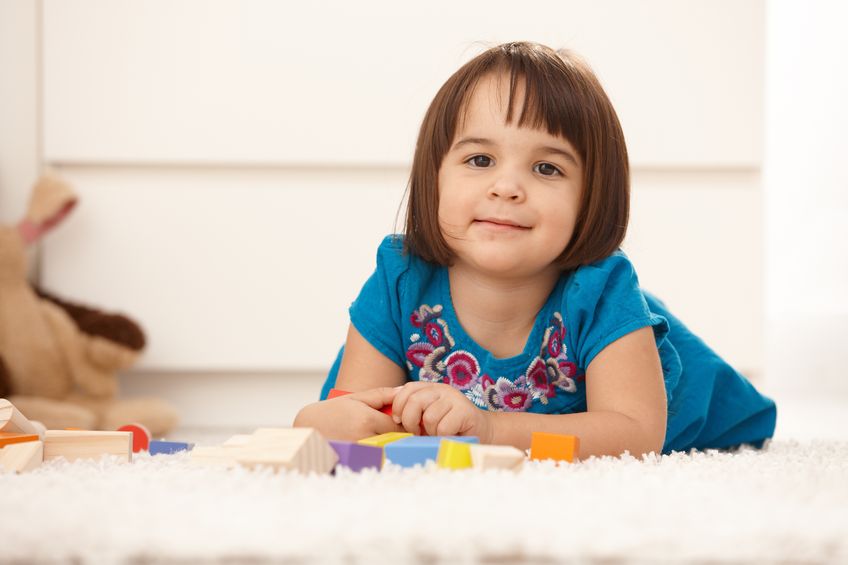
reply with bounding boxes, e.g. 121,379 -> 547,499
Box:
473,217 -> 530,230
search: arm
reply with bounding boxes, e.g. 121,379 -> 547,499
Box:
391,326 -> 667,459
489,326 -> 667,458
293,324 -> 407,439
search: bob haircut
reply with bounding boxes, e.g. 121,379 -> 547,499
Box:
404,41 -> 629,272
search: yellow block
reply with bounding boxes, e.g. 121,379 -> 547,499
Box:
529,432 -> 580,463
436,439 -> 472,470
357,432 -> 413,448
358,432 -> 412,467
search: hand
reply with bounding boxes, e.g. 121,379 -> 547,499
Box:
391,382 -> 493,442
293,387 -> 405,441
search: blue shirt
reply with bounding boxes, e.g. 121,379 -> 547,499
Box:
321,235 -> 776,453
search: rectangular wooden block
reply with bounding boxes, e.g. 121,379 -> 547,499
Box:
43,430 -> 132,462
0,440 -> 44,473
530,432 -> 580,463
385,435 -> 479,468
0,398 -> 40,436
469,444 -> 526,471
0,432 -> 40,448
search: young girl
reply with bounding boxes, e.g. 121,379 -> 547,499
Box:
294,42 -> 776,459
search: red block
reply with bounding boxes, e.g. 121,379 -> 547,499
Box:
117,423 -> 151,453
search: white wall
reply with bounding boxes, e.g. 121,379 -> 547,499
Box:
764,0 -> 848,393
0,0 -> 39,223
0,1 -> 769,426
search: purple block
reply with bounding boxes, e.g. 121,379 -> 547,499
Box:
329,440 -> 383,472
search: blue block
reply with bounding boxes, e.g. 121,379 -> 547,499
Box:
384,436 -> 478,468
149,440 -> 193,455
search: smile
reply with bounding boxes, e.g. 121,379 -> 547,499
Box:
473,218 -> 530,230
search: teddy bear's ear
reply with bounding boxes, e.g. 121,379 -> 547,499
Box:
18,172 -> 78,244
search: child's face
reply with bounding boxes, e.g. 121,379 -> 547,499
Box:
437,73 -> 583,279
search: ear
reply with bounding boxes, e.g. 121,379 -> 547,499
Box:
17,172 -> 78,245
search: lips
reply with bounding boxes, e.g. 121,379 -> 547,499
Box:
474,217 -> 530,229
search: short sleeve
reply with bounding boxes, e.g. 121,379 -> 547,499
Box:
566,251 -> 669,371
348,235 -> 409,368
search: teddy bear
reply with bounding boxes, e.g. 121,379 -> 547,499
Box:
0,173 -> 178,436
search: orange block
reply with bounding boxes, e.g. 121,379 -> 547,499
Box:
0,432 -> 40,448
530,432 -> 580,463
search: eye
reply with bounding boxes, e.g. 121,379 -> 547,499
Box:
466,155 -> 493,168
534,162 -> 562,177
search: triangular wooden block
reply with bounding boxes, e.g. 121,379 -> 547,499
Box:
0,440 -> 44,473
469,444 -> 526,471
191,428 -> 338,474
0,398 -> 40,436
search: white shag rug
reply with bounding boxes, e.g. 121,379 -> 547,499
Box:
2,439 -> 847,564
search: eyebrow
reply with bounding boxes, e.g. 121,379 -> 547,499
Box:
451,136 -> 580,166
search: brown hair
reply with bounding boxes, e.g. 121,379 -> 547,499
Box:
403,41 -> 629,272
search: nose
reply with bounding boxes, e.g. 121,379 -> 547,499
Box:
488,169 -> 526,202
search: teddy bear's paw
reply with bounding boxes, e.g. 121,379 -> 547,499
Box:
6,395 -> 97,430
99,397 -> 179,437
87,335 -> 140,372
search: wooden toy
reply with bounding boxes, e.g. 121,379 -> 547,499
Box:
436,439 -> 473,470
191,427 -> 338,474
328,440 -> 383,472
0,431 -> 40,448
0,398 -> 40,436
117,423 -> 151,453
43,430 -> 132,462
357,432 -> 413,448
149,440 -> 193,455
469,444 -> 526,471
384,435 -> 479,468
529,432 -> 580,463
0,440 -> 43,473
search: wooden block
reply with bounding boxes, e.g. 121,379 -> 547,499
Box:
357,432 -> 413,448
43,430 -> 132,463
191,428 -> 338,474
149,440 -> 193,455
328,440 -> 383,472
0,432 -> 40,448
117,423 -> 151,453
0,398 -> 40,435
436,439 -> 473,470
0,440 -> 43,473
469,444 -> 526,471
529,432 -> 580,463
385,435 -> 478,468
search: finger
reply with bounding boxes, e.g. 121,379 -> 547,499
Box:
420,398 -> 452,436
391,382 -> 432,423
348,387 -> 401,411
400,388 -> 440,435
435,406 -> 469,437
372,412 -> 405,435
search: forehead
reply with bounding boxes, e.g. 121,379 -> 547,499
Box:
455,73 -> 578,155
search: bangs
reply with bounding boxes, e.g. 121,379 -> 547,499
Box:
454,45 -> 589,161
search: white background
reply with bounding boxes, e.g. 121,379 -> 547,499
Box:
1,0 -> 844,426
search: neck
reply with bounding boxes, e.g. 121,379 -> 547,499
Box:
447,263 -> 560,358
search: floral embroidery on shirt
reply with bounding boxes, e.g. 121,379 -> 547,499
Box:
405,304 -> 581,412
